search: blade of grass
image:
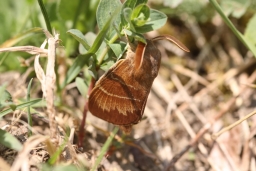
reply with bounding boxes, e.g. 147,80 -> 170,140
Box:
47,137 -> 67,165
209,0 -> 256,56
0,99 -> 42,117
0,27 -> 44,48
27,78 -> 33,137
37,0 -> 52,34
90,126 -> 119,171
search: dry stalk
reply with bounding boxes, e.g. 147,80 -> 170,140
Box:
45,34 -> 59,141
0,46 -> 48,56
34,32 -> 60,142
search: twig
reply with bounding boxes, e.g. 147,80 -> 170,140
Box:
78,78 -> 95,147
0,46 -> 48,55
213,110 -> 256,139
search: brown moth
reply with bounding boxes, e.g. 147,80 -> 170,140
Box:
88,35 -> 189,133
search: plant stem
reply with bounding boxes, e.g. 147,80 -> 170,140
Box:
27,78 -> 33,137
90,126 -> 119,171
209,0 -> 256,56
97,33 -> 119,66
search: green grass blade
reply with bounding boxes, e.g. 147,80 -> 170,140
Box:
90,127 -> 119,171
0,99 -> 42,117
27,78 -> 33,137
209,0 -> 256,57
37,0 -> 52,34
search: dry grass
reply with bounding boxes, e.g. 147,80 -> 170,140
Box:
1,14 -> 256,171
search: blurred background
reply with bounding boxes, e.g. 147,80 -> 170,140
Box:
1,0 -> 256,170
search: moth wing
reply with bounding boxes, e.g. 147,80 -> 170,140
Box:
88,59 -> 149,125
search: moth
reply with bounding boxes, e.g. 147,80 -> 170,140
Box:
88,35 -> 189,133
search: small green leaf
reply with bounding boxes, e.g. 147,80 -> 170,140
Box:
63,54 -> 92,86
89,6 -> 122,54
131,4 -> 150,27
78,32 -> 96,54
123,8 -> 135,31
9,104 -> 17,111
244,14 -> 256,46
0,129 -> 23,151
67,29 -> 91,51
48,139 -> 67,165
109,42 -> 127,59
122,0 -> 136,9
134,9 -> 167,33
96,0 -> 122,39
75,77 -> 88,97
123,29 -> 146,44
0,99 -> 42,117
135,0 -> 148,6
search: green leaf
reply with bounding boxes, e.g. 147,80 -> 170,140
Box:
75,77 -> 88,97
109,42 -> 127,59
48,139 -> 67,165
89,6 -> 121,54
0,27 -> 44,48
122,0 -> 136,10
96,0 -> 122,39
244,14 -> 256,46
63,54 -> 92,86
78,32 -> 96,54
134,9 -> 167,33
0,99 -> 42,117
67,29 -> 91,51
0,129 -> 23,151
131,4 -> 150,27
120,0 -> 137,31
123,8 -> 135,31
135,0 -> 148,6
64,5 -> 121,86
123,29 -> 146,44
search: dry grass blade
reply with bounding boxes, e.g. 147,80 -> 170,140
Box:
34,32 -> 60,142
213,110 -> 256,139
45,33 -> 59,141
0,46 -> 48,56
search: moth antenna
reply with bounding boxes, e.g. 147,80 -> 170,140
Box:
152,35 -> 190,52
134,42 -> 146,70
